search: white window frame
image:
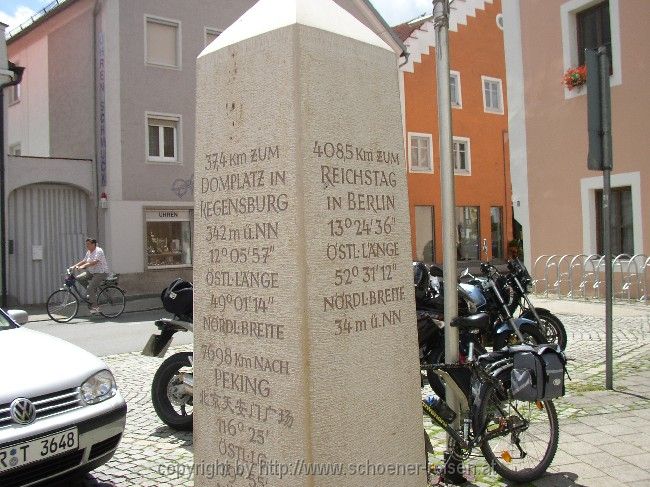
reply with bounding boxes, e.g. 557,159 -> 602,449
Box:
561,0 -> 621,99
453,136 -> 471,176
481,76 -> 504,114
408,132 -> 434,173
144,15 -> 182,70
580,171 -> 643,255
8,143 -> 21,156
145,112 -> 182,164
7,80 -> 20,105
204,27 -> 223,47
450,70 -> 462,109
496,13 -> 504,31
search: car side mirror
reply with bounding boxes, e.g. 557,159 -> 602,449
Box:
8,309 -> 29,325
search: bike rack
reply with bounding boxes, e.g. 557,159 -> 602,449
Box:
581,254 -> 602,301
612,254 -> 633,301
553,255 -> 573,299
639,257 -> 650,303
568,254 -> 590,299
532,255 -> 549,295
621,254 -> 645,303
591,256 -> 607,300
543,255 -> 560,298
531,252 -> 649,304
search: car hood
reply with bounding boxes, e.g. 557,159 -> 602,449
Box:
0,327 -> 108,404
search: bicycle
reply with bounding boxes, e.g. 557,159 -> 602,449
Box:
422,313 -> 563,484
46,269 -> 126,323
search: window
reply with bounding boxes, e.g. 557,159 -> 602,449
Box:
452,137 -> 471,175
580,172 -> 640,255
496,14 -> 504,31
205,28 -> 221,47
415,206 -> 435,262
147,114 -> 180,163
409,133 -> 433,172
8,143 -> 21,156
561,0 -> 621,93
450,71 -> 462,108
482,76 -> 503,114
577,1 -> 611,69
456,207 -> 480,261
491,207 -> 504,259
595,186 -> 633,255
145,16 -> 181,68
146,209 -> 193,268
7,82 -> 20,105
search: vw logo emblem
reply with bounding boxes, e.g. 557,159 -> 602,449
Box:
10,398 -> 36,425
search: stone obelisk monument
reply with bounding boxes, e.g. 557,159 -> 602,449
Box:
194,0 -> 424,485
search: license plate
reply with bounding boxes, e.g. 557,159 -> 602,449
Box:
0,428 -> 78,473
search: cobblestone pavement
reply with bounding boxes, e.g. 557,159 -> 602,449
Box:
65,304 -> 649,487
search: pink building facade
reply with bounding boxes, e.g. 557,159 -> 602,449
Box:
503,0 -> 648,272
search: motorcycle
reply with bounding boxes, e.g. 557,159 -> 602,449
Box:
415,262 -> 547,397
504,258 -> 567,349
142,279 -> 194,431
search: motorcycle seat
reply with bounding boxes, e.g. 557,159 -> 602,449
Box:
450,313 -> 490,331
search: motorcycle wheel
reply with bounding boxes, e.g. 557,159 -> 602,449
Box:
535,310 -> 568,350
152,352 -> 193,431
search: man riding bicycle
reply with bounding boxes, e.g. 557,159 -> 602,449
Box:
71,238 -> 110,314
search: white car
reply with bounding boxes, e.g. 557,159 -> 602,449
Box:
0,308 -> 127,486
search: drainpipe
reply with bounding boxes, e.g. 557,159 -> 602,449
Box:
0,62 -> 25,308
92,0 -> 103,242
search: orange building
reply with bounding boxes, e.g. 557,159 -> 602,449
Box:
395,0 -> 513,264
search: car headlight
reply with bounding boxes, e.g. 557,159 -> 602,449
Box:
81,370 -> 117,405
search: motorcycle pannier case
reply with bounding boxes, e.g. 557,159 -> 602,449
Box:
510,345 -> 566,401
161,278 -> 193,318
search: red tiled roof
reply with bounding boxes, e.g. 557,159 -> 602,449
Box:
392,16 -> 432,42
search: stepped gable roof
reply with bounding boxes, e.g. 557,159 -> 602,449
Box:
392,15 -> 432,43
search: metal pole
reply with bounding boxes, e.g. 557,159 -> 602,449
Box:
603,167 -> 613,389
0,90 -> 6,308
433,0 -> 463,481
0,64 -> 24,308
599,46 -> 613,390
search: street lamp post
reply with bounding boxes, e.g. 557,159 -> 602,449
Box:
433,0 -> 464,483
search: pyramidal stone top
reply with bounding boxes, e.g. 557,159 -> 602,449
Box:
199,0 -> 392,58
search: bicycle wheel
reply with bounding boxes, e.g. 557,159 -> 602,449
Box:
477,385 -> 559,483
97,286 -> 126,318
46,289 -> 79,323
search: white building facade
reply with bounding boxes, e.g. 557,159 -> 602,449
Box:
5,0 -> 403,304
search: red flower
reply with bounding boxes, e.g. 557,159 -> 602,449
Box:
563,65 -> 587,90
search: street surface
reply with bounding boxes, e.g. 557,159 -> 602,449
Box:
27,297 -> 649,486
25,309 -> 193,356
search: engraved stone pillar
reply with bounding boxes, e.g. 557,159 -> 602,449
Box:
194,0 -> 424,485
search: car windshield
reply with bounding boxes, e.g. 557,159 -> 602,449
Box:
0,311 -> 17,331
